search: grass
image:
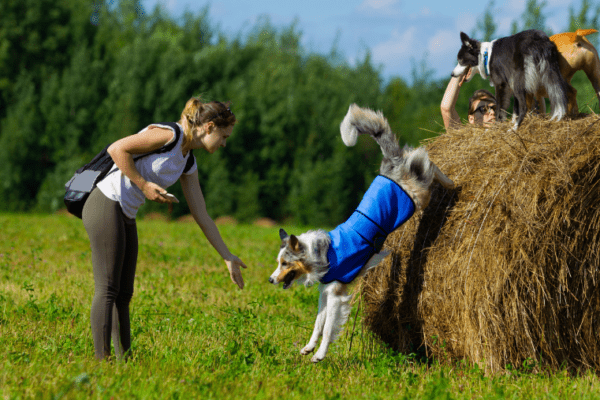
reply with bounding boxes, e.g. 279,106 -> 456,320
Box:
1,213 -> 599,399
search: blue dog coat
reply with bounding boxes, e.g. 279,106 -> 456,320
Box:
320,175 -> 415,284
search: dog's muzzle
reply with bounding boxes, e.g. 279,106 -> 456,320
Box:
451,63 -> 469,78
282,270 -> 296,289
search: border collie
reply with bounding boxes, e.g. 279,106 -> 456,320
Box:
268,104 -> 455,362
451,30 -> 569,128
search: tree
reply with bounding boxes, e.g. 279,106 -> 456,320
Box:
511,0 -> 550,34
472,0 -> 498,41
568,0 -> 600,47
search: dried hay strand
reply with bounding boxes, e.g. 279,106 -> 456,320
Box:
360,115 -> 600,373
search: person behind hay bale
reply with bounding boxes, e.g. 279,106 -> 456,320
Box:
441,67 -> 497,130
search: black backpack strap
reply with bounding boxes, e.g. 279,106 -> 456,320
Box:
148,122 -> 182,154
183,150 -> 195,174
103,122 -> 183,179
140,122 -> 195,174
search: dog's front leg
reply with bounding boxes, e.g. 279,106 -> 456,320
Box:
311,283 -> 350,363
301,284 -> 328,355
496,84 -> 511,122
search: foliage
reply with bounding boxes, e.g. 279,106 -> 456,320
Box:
1,0 -> 599,224
472,0 -> 498,41
568,0 -> 600,47
511,0 -> 550,35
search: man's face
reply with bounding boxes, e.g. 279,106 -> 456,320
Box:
468,99 -> 497,125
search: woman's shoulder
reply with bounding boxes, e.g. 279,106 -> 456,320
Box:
139,123 -> 182,148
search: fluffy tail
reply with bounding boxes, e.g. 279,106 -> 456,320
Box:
539,44 -> 569,121
546,70 -> 569,121
340,104 -> 401,159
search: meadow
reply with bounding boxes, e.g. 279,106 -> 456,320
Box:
1,213 -> 599,399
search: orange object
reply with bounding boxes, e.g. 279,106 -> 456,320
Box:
534,29 -> 600,115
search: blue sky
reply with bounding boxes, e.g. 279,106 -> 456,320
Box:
140,0 -> 586,82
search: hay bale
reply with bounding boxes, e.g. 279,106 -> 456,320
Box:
360,115 -> 600,373
253,217 -> 277,227
215,216 -> 238,226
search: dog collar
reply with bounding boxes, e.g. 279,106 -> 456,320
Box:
483,51 -> 489,75
479,41 -> 495,85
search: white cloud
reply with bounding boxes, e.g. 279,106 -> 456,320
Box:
426,29 -> 463,77
505,0 -> 526,13
371,27 -> 418,64
359,0 -> 401,10
428,30 -> 457,57
454,12 -> 476,35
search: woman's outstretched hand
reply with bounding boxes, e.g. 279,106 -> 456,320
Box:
225,255 -> 248,289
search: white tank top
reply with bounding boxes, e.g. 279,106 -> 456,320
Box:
96,123 -> 197,219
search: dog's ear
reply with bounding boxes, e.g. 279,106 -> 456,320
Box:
289,235 -> 303,253
315,237 -> 329,264
460,32 -> 472,47
279,228 -> 289,241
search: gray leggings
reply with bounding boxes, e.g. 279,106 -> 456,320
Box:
82,187 -> 138,360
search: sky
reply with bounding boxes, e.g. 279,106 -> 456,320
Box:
140,0 -> 587,83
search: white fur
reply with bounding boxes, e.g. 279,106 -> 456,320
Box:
479,41 -> 495,85
340,111 -> 358,147
451,63 -> 469,78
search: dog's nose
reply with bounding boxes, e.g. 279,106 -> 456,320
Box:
268,277 -> 274,284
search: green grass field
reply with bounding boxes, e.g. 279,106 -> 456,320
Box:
1,213 -> 599,399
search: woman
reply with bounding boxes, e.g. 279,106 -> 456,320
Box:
440,67 -> 497,129
82,97 -> 247,360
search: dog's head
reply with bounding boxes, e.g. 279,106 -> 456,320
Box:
269,229 -> 313,289
451,32 -> 481,79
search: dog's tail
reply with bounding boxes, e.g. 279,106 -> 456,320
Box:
340,104 -> 401,159
576,28 -> 598,38
545,67 -> 569,121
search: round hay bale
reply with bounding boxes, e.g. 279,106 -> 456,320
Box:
176,214 -> 196,223
360,115 -> 600,373
215,216 -> 238,226
143,212 -> 169,222
253,217 -> 277,227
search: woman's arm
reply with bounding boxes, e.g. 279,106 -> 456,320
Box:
180,171 -> 247,289
440,76 -> 464,130
107,126 -> 175,203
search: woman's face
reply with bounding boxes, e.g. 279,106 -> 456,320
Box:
193,122 -> 234,153
468,99 -> 497,126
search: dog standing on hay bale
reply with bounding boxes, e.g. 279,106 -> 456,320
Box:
452,30 -> 571,129
533,29 -> 600,115
268,104 -> 455,362
360,117 -> 600,373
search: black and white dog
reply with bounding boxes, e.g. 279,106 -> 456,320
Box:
451,30 -> 570,128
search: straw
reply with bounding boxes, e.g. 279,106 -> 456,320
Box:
360,114 -> 600,373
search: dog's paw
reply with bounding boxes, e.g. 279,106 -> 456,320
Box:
311,354 -> 325,363
300,345 -> 315,355
311,348 -> 328,362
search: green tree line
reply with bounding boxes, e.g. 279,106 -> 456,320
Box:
1,0 -> 598,226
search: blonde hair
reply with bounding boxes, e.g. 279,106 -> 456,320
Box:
180,97 -> 236,148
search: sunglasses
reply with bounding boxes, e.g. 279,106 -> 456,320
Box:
472,103 -> 497,115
